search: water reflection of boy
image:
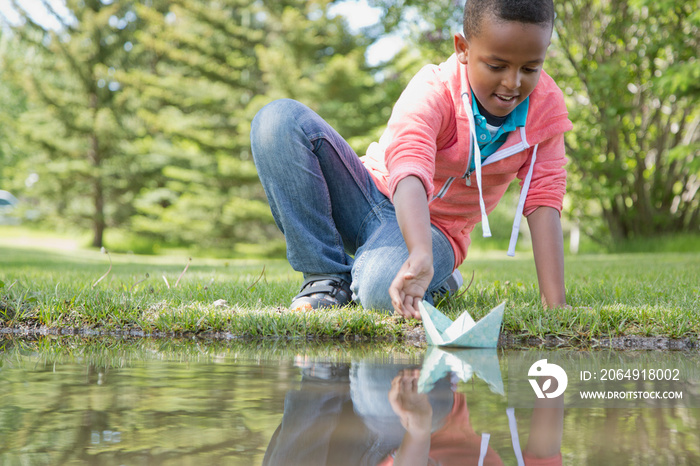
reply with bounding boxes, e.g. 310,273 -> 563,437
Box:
263,361 -> 453,466
263,361 -> 563,466
380,369 -> 564,466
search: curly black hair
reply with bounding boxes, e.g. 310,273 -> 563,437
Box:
462,0 -> 555,39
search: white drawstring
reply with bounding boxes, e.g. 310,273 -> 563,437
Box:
507,407 -> 526,466
478,433 -> 491,466
508,144 -> 538,257
461,92 -> 537,256
461,92 -> 492,238
480,410 -> 526,465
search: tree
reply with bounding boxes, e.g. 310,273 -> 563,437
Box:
114,0 -> 273,250
126,0 -> 399,251
255,0 -> 398,150
2,0 -> 146,247
367,0 -> 465,64
0,30 -> 28,188
553,0 -> 699,241
1,0 -> 402,252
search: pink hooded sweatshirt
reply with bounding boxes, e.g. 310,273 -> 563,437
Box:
361,54 -> 573,266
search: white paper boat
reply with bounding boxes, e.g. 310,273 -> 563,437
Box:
417,346 -> 505,395
418,300 -> 505,348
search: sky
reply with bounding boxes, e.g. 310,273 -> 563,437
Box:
0,0 -> 71,29
0,0 -> 404,65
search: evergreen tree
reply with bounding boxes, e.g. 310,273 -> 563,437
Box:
256,0 -> 394,146
128,0 -> 398,250
2,0 -> 400,251
122,0 -> 274,250
0,29 -> 28,189
2,0 -> 146,247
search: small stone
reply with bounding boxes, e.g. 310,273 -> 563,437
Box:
213,299 -> 228,308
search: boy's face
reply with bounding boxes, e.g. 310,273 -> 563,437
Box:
455,15 -> 552,117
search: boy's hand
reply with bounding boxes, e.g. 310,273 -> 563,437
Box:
388,369 -> 433,436
391,175 -> 433,319
390,252 -> 433,319
389,369 -> 433,465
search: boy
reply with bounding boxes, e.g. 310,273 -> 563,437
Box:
251,0 -> 571,318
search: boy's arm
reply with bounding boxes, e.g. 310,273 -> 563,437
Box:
388,369 -> 433,465
525,394 -> 564,460
390,176 -> 434,319
527,206 -> 567,308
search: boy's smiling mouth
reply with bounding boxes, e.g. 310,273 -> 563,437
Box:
495,94 -> 517,101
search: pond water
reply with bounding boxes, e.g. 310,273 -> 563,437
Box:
0,337 -> 699,465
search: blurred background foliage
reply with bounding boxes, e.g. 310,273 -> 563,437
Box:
0,0 -> 697,256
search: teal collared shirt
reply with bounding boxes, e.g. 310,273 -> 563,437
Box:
469,92 -> 529,172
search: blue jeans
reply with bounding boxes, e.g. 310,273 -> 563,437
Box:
251,99 -> 455,311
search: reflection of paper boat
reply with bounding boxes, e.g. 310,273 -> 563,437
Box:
418,301 -> 505,348
418,346 -> 505,395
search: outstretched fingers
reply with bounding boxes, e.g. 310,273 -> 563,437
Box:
390,266 -> 425,319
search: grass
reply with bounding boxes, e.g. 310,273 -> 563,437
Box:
0,334 -> 428,368
0,226 -> 698,345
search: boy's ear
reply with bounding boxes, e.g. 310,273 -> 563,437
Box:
454,33 -> 469,64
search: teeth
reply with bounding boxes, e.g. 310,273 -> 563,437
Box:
497,95 -> 515,101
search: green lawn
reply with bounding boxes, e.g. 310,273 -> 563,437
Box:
0,227 -> 698,344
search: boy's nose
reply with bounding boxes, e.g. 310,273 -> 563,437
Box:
502,70 -> 521,90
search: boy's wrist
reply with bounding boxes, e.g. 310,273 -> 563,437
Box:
408,249 -> 433,268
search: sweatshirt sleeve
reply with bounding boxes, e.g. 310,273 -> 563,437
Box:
520,133 -> 568,217
383,66 -> 453,201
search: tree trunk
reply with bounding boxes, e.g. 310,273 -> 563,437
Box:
92,175 -> 105,248
88,91 -> 104,249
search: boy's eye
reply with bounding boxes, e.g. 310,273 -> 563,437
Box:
523,67 -> 539,73
486,64 -> 503,71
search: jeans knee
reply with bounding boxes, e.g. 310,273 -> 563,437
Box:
250,99 -> 304,161
352,264 -> 395,312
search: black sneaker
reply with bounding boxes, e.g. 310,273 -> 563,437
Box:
433,269 -> 464,299
290,276 -> 352,311
444,269 -> 463,293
